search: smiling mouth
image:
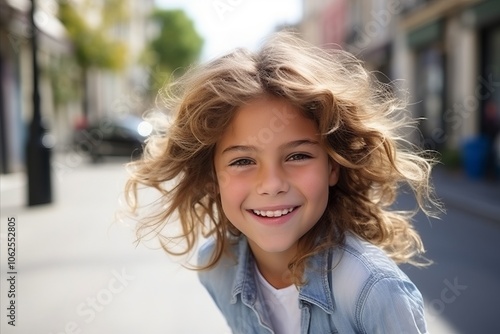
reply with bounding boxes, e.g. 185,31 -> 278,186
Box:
251,207 -> 297,218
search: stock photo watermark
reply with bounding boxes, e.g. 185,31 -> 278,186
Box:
4,217 -> 18,327
427,277 -> 467,317
7,0 -> 66,54
47,268 -> 134,334
419,73 -> 500,150
212,0 -> 244,21
349,0 -> 403,51
8,18 -> 35,54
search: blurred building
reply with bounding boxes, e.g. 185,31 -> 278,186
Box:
300,0 -> 500,178
301,0 -> 335,45
0,0 -> 155,174
0,0 -> 71,173
83,0 -> 155,124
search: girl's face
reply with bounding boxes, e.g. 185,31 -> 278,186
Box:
214,95 -> 339,258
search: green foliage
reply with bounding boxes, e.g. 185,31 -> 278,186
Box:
440,148 -> 461,170
58,0 -> 128,70
47,56 -> 81,108
146,9 -> 203,92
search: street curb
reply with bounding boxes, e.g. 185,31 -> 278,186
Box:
437,188 -> 500,224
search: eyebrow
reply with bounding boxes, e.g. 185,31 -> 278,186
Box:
221,139 -> 320,155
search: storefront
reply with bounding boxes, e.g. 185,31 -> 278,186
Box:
407,20 -> 446,151
477,0 -> 500,176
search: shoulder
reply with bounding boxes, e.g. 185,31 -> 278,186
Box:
197,237 -> 237,280
331,233 -> 411,291
197,237 -> 218,268
197,236 -> 256,331
197,237 -> 241,302
330,234 -> 427,333
338,233 -> 405,276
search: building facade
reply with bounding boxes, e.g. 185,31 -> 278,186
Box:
300,0 -> 500,178
0,0 -> 155,174
0,0 -> 71,173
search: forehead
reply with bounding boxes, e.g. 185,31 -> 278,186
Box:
218,96 -> 320,148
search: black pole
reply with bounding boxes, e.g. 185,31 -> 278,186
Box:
0,52 -> 8,174
26,0 -> 52,206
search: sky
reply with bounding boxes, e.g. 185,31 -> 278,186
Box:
155,0 -> 303,61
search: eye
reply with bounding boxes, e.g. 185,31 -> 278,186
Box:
287,153 -> 312,161
229,158 -> 255,167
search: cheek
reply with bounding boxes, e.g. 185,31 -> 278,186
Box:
217,172 -> 250,211
296,162 -> 330,188
306,176 -> 330,203
293,165 -> 331,206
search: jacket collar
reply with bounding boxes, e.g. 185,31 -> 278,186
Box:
299,246 -> 336,314
230,236 -> 336,314
230,236 -> 258,306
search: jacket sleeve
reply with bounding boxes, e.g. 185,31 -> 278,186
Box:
196,239 -> 234,313
197,239 -> 217,301
357,276 -> 428,334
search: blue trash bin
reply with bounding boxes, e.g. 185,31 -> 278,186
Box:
461,136 -> 489,179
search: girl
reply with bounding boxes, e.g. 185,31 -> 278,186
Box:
125,32 -> 439,333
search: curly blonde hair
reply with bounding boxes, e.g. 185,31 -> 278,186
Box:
125,32 -> 439,284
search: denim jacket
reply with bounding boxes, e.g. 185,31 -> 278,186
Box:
198,234 -> 428,334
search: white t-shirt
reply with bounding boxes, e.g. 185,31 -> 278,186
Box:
254,264 -> 301,334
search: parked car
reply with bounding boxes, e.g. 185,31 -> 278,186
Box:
73,115 -> 152,162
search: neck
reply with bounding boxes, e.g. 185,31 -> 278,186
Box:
248,241 -> 296,289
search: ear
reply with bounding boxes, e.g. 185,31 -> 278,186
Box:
328,160 -> 340,186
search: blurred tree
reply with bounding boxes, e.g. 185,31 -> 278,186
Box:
46,56 -> 80,111
58,0 -> 128,118
144,9 -> 203,94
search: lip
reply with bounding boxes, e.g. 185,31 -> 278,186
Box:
247,205 -> 300,226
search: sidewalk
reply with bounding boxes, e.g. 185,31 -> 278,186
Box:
1,160 -> 496,333
432,166 -> 500,224
0,160 -> 231,334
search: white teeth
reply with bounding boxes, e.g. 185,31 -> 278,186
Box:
252,207 -> 295,217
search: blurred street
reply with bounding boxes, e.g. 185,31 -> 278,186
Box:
1,158 -> 498,333
1,1 -> 499,332
400,166 -> 500,334
0,157 -> 231,334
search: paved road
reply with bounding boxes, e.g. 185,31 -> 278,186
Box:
1,159 -> 491,333
398,189 -> 500,334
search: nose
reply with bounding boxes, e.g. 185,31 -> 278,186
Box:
256,163 -> 289,196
